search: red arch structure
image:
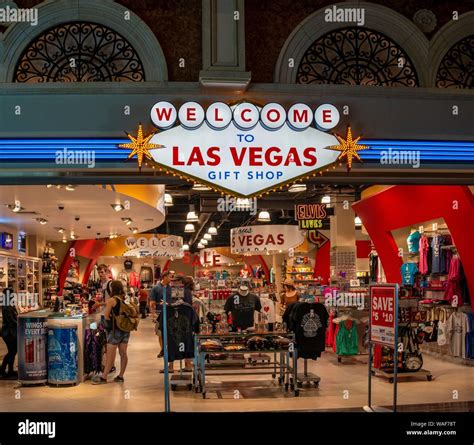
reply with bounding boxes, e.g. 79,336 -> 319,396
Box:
352,185 -> 474,307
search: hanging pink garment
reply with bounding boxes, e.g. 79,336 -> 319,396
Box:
418,235 -> 429,274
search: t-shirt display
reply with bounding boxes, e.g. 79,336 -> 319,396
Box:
446,311 -> 469,358
401,263 -> 418,286
123,259 -> 133,270
283,302 -> 329,359
255,297 -> 276,324
336,319 -> 359,356
407,230 -> 421,253
224,293 -> 262,330
431,235 -> 444,274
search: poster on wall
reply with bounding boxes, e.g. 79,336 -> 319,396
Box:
231,225 -> 305,254
17,315 -> 48,383
1,232 -> 13,250
369,284 -> 398,347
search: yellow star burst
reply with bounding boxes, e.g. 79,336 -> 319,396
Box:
326,126 -> 369,171
118,123 -> 164,170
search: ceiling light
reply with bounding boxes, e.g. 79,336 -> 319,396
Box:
200,239 -> 208,246
56,185 -> 62,189
111,204 -> 124,212
184,223 -> 195,233
288,183 -> 307,193
46,184 -> 53,188
62,238 -> 67,243
70,232 -> 76,239
122,217 -> 133,225
164,193 -> 174,207
182,244 -> 189,251
192,183 -> 211,191
65,185 -> 76,191
56,228 -> 65,234
258,210 -> 271,222
12,205 -> 22,213
186,204 -> 199,222
35,218 -> 48,225
321,195 -> 331,204
208,222 -> 217,235
197,243 -> 204,249
130,227 -> 139,234
355,216 -> 362,226
203,233 -> 212,240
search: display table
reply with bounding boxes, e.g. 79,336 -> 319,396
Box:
193,332 -> 299,397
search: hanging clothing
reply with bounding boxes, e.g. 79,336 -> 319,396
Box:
129,271 -> 140,288
326,311 -> 335,348
139,266 -> 153,284
284,302 -> 328,359
407,230 -> 421,253
446,311 -> 469,358
117,271 -> 129,288
418,235 -> 429,275
158,303 -> 199,362
255,297 -> 276,324
465,313 -> 474,359
444,255 -> 461,305
124,259 -> 133,270
224,293 -> 262,330
336,319 -> 359,356
154,265 -> 161,281
401,263 -> 418,286
431,235 -> 444,273
369,252 -> 378,282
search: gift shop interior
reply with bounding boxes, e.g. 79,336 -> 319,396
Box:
0,182 -> 473,413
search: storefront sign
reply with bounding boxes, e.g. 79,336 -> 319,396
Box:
295,203 -> 328,229
144,102 -> 343,197
231,225 -> 305,254
101,234 -> 183,258
370,285 -> 397,347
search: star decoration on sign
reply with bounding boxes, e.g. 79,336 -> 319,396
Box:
118,123 -> 164,170
326,126 -> 369,171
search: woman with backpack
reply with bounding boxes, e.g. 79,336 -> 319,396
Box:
93,280 -> 138,384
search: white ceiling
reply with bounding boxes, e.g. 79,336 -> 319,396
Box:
0,185 -> 165,241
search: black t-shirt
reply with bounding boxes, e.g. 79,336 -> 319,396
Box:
224,293 -> 262,330
290,302 -> 329,359
124,259 -> 133,270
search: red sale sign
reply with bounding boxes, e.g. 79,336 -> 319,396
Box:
370,285 -> 398,347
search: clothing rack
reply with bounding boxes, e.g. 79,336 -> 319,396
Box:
292,358 -> 321,388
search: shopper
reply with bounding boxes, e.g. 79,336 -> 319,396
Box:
138,285 -> 149,319
92,281 -> 130,384
280,279 -> 299,314
150,271 -> 173,358
92,264 -> 113,311
0,287 -> 18,378
182,275 -> 194,305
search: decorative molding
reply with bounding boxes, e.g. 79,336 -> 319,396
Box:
0,0 -> 167,82
274,1 -> 429,86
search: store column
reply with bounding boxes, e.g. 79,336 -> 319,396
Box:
329,201 -> 357,287
200,0 -> 251,89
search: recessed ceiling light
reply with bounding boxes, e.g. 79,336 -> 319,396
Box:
62,238 -> 67,243
35,218 -> 48,225
111,204 -> 124,212
65,185 -> 76,191
321,195 -> 331,204
46,184 -> 53,188
70,232 -> 76,239
203,233 -> 212,240
56,228 -> 65,233
130,227 -> 139,234
122,218 -> 132,225
192,183 -> 211,191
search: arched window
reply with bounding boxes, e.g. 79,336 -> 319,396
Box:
14,22 -> 145,82
296,27 -> 419,87
436,35 -> 474,89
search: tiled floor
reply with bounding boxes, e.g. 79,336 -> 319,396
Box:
0,318 -> 473,412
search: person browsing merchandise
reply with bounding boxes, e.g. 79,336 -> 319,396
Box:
150,271 -> 173,358
92,264 -> 113,311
